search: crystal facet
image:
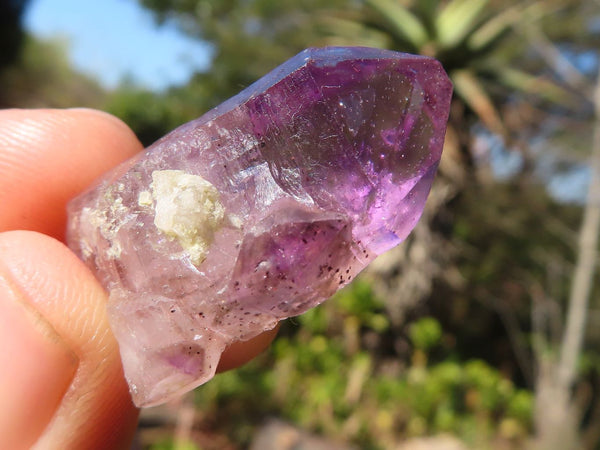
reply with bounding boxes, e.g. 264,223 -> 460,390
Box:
67,47 -> 452,407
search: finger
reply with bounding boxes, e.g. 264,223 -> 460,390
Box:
0,230 -> 279,450
0,107 -> 280,370
0,231 -> 139,449
217,324 -> 280,373
0,108 -> 143,240
0,110 -> 279,441
0,274 -> 78,450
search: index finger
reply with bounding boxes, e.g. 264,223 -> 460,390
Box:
0,108 -> 143,240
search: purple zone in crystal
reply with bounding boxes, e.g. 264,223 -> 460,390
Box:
66,47 -> 452,407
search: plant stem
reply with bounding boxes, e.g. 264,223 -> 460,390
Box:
558,69 -> 600,392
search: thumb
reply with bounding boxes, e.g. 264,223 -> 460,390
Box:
0,231 -> 139,450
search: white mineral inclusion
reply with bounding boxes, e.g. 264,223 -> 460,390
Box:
148,170 -> 225,266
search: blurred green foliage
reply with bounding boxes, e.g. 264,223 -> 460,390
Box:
0,35 -> 104,108
410,317 -> 442,352
193,283 -> 534,449
104,85 -> 192,146
149,440 -> 199,450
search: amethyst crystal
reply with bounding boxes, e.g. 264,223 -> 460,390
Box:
67,47 -> 452,407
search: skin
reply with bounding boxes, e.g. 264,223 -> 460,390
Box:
0,109 -> 278,450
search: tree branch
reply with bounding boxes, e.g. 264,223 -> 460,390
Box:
557,69 -> 600,391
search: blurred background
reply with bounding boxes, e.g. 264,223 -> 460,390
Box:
2,0 -> 599,448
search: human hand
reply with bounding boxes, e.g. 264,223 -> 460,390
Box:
0,109 -> 278,449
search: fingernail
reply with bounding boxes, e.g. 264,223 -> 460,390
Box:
0,273 -> 79,450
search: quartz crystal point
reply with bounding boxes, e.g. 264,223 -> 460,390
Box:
67,47 -> 452,407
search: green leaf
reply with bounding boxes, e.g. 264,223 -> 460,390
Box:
494,66 -> 575,107
467,4 -> 521,51
414,0 -> 441,26
315,15 -> 392,49
451,69 -> 506,136
468,1 -> 564,52
366,0 -> 429,50
436,0 -> 489,48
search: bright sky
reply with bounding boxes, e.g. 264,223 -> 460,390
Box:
23,0 -> 213,91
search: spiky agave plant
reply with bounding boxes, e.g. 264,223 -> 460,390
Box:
316,0 -> 572,181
